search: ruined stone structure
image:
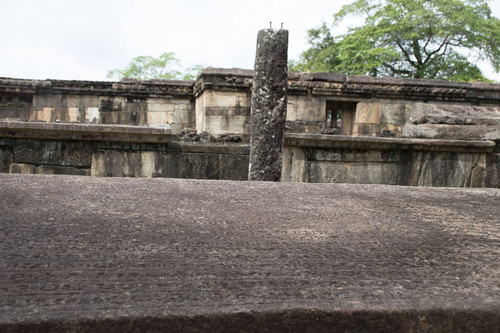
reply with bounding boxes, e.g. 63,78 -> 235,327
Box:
1,69 -> 499,187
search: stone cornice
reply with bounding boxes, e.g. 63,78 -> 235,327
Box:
193,69 -> 500,104
288,73 -> 500,104
193,68 -> 253,97
0,77 -> 194,98
2,69 -> 499,104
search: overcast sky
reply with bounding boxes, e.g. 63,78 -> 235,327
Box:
1,0 -> 499,81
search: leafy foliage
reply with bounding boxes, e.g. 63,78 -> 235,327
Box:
291,0 -> 500,81
107,52 -> 204,81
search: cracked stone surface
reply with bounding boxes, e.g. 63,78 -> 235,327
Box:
0,174 -> 499,331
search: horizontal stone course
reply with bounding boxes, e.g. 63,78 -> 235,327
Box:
284,133 -> 495,153
0,121 -> 171,143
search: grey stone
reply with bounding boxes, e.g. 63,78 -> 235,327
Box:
12,139 -> 93,168
0,174 -> 499,331
248,29 -> 288,181
282,133 -> 496,187
0,144 -> 12,172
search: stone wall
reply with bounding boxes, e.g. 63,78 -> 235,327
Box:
282,133 -> 498,188
0,78 -> 195,134
1,69 -> 499,187
0,122 -> 248,180
2,70 -> 499,139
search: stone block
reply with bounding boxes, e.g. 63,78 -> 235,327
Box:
0,108 -> 29,121
174,106 -> 189,124
177,153 -> 220,180
195,95 -> 205,132
66,107 -> 80,122
309,161 -> 398,184
35,165 -> 90,176
311,149 -> 399,163
9,163 -> 36,174
0,145 -> 13,173
33,94 -> 62,109
485,153 -> 500,188
380,123 -> 402,136
205,116 -> 247,135
204,107 -> 250,117
286,95 -> 299,121
91,150 -> 159,178
296,96 -> 325,122
99,97 -> 125,112
99,111 -> 147,125
85,107 -> 100,124
352,123 -> 381,136
406,103 -> 500,127
403,124 -> 500,140
203,91 -> 250,108
146,111 -> 171,125
355,102 -> 381,124
65,95 -> 99,108
281,147 -> 307,182
147,98 -> 175,112
401,151 -> 487,187
90,152 -> 106,177
99,111 -> 119,124
219,154 -> 249,180
126,99 -> 148,113
13,139 -> 93,168
170,98 -> 192,105
0,93 -> 31,121
169,123 -> 185,135
36,107 -> 54,122
381,103 -> 406,125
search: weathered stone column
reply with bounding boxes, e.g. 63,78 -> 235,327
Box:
248,29 -> 288,181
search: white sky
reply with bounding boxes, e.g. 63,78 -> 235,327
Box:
1,0 -> 499,81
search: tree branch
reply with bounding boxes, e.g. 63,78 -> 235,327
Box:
395,40 -> 416,67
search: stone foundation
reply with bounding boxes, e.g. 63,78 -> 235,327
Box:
282,133 -> 497,187
0,122 -> 248,180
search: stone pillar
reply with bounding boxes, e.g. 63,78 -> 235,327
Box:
248,29 -> 288,181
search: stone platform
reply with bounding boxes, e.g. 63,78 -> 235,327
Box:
1,174 -> 499,331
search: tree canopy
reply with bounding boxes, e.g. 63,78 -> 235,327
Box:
290,0 -> 500,81
107,52 -> 204,81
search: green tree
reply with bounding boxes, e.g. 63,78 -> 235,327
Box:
107,52 -> 204,81
291,0 -> 500,81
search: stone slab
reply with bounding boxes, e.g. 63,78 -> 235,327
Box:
0,174 -> 499,331
0,121 -> 172,143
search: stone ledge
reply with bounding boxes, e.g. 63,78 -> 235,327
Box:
0,121 -> 172,143
169,141 -> 250,154
284,133 -> 496,153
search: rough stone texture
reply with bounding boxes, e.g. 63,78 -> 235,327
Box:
0,122 -> 249,180
0,79 -> 194,134
0,174 -> 499,331
12,139 -> 93,168
486,153 -> 500,188
248,29 -> 288,181
403,103 -> 500,140
283,133 -> 497,187
167,142 -> 249,180
0,144 -> 13,172
0,92 -> 31,121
